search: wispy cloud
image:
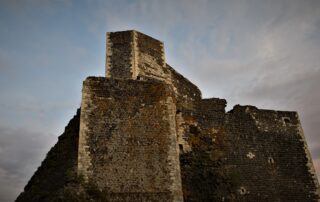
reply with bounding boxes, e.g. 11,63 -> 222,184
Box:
0,126 -> 57,202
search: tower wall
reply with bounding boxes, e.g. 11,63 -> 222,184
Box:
78,77 -> 183,201
106,31 -> 135,79
106,30 -> 170,82
134,31 -> 169,82
106,31 -> 202,110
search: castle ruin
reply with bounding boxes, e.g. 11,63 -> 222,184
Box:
17,30 -> 320,201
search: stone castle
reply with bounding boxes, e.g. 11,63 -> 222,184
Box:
17,30 -> 320,201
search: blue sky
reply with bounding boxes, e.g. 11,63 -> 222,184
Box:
1,0 -> 320,201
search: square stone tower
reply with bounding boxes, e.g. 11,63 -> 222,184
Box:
78,31 -> 183,201
106,30 -> 170,83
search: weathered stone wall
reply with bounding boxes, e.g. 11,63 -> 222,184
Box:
106,31 -> 135,79
78,77 -> 183,201
106,30 -> 170,83
16,110 -> 80,202
224,105 -> 320,201
197,98 -> 226,127
176,96 -> 320,201
177,99 -> 320,202
106,30 -> 201,110
135,31 -> 170,83
168,64 -> 201,111
177,98 -> 233,201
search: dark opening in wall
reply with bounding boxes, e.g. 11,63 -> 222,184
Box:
189,125 -> 200,135
179,144 -> 183,152
136,76 -> 141,80
268,157 -> 275,164
239,187 -> 247,195
282,117 -> 291,124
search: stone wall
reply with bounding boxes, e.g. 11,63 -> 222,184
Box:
16,110 -> 80,202
177,99 -> 320,201
106,30 -> 170,83
78,77 -> 183,201
135,31 -> 170,83
224,105 -> 320,201
106,30 -> 202,111
106,31 -> 135,79
177,98 -> 232,201
168,64 -> 201,112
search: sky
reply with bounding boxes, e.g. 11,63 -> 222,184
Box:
0,0 -> 319,201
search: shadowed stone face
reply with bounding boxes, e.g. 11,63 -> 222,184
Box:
78,78 -> 183,201
106,30 -> 167,82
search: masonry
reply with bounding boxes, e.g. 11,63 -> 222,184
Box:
17,30 -> 320,202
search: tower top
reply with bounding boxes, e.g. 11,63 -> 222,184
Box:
106,30 -> 168,82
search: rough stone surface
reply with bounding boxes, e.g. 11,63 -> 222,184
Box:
106,30 -> 169,83
224,106 -> 320,201
106,31 -> 134,79
78,77 -> 183,201
17,30 -> 320,202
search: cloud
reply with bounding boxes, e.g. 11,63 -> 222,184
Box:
0,126 -> 57,202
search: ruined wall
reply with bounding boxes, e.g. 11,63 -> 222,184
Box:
16,110 -> 80,202
177,98 -> 234,201
168,64 -> 201,111
197,98 -> 226,127
176,96 -> 320,201
224,105 -> 320,201
78,77 -> 183,201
